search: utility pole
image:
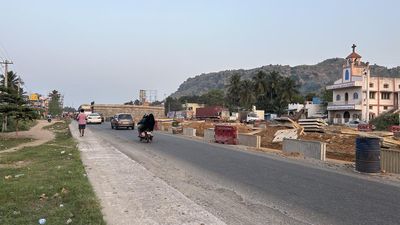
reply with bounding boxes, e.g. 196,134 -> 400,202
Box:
1,59 -> 14,132
364,62 -> 370,123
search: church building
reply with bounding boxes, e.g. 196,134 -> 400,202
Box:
326,45 -> 400,124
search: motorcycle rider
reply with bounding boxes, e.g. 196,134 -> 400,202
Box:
138,114 -> 155,137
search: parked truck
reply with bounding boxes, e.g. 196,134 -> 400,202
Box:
195,106 -> 230,120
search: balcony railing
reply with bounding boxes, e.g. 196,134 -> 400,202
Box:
327,101 -> 363,110
326,81 -> 363,90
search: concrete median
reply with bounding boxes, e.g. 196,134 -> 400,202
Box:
283,138 -> 326,161
204,128 -> 215,142
183,127 -> 196,137
238,134 -> 261,148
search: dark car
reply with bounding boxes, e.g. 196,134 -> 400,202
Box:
111,113 -> 135,130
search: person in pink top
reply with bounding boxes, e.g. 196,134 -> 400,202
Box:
76,109 -> 87,137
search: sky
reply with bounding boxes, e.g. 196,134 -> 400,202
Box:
0,0 -> 399,108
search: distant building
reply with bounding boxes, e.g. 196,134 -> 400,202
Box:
327,45 -> 400,124
288,101 -> 324,118
182,103 -> 205,117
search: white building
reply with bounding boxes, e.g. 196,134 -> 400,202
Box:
288,101 -> 324,118
327,45 -> 400,124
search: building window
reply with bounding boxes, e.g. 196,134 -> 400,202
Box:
384,106 -> 388,110
381,92 -> 391,100
384,84 -> 389,88
336,94 -> 341,101
353,92 -> 358,100
345,92 -> 349,101
398,84 -> 400,89
369,106 -> 373,109
369,92 -> 376,99
369,83 -> 374,88
345,70 -> 350,81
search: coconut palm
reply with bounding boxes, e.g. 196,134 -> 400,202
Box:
252,70 -> 267,97
239,80 -> 255,110
281,77 -> 299,102
226,73 -> 242,108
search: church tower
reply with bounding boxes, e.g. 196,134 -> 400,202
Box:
342,44 -> 367,82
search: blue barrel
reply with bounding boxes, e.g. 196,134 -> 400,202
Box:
355,137 -> 381,173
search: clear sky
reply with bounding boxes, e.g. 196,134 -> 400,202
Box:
0,0 -> 399,108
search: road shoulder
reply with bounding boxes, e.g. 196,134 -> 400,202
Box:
70,121 -> 226,225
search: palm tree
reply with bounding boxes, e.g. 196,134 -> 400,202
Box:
252,70 -> 267,97
281,77 -> 299,102
226,73 -> 242,108
239,80 -> 255,110
265,71 -> 281,101
0,71 -> 23,93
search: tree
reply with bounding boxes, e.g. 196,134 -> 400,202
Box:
281,77 -> 299,103
0,86 -> 36,134
0,71 -> 24,94
226,73 -> 242,109
201,89 -> 225,106
134,99 -> 141,105
63,106 -> 76,113
252,70 -> 267,97
164,97 -> 182,114
239,80 -> 255,110
48,90 -> 63,116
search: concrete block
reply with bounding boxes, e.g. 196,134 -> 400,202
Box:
273,129 -> 298,143
183,127 -> 196,137
283,139 -> 326,161
204,128 -> 215,142
168,127 -> 174,134
238,134 -> 261,148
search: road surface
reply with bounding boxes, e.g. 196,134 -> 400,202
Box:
87,123 -> 400,225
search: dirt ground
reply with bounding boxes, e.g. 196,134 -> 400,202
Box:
258,126 -> 289,149
299,132 -> 357,162
0,120 -> 56,154
182,121 -> 253,137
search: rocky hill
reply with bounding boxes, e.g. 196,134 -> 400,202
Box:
171,58 -> 400,98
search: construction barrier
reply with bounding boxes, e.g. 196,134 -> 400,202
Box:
357,124 -> 373,132
238,134 -> 261,148
183,127 -> 196,137
283,138 -> 326,161
204,128 -> 215,142
389,125 -> 400,133
214,125 -> 238,145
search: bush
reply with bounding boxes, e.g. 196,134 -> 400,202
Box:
369,113 -> 399,131
0,117 -> 37,132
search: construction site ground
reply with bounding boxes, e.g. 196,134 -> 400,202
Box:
159,120 -> 400,162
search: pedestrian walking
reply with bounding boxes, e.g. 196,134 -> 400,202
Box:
76,109 -> 87,137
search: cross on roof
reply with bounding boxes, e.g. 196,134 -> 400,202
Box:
352,44 -> 357,53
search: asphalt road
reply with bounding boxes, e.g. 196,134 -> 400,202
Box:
87,123 -> 400,225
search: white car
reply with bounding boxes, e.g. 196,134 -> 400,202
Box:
87,113 -> 102,124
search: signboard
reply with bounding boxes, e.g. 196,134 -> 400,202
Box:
29,93 -> 39,101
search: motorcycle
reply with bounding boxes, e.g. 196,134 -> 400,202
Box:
139,130 -> 153,143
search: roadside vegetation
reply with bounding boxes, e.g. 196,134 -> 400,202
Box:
164,71 -> 318,116
0,121 -> 105,224
0,137 -> 33,151
370,113 -> 400,131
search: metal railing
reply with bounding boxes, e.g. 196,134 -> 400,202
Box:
381,148 -> 400,174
